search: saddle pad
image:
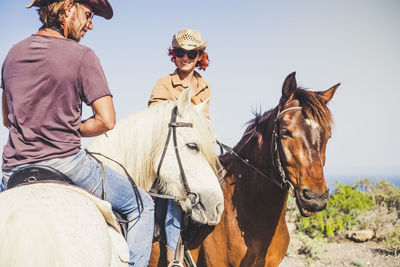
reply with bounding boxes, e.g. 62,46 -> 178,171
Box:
46,183 -> 121,232
108,225 -> 130,263
46,184 -> 130,262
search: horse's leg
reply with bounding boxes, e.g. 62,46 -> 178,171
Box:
264,218 -> 290,267
192,225 -> 238,267
149,241 -> 169,267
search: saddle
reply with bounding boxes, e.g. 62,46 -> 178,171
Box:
7,165 -> 73,189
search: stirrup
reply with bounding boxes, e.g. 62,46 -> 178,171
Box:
167,260 -> 184,267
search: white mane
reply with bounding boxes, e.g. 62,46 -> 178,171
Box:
86,100 -> 220,192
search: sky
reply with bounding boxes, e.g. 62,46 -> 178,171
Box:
0,0 -> 399,182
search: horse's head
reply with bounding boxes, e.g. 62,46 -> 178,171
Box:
155,89 -> 224,225
277,72 -> 340,217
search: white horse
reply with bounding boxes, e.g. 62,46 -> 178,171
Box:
0,89 -> 224,266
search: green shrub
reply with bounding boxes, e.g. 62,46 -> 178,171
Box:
371,181 -> 400,211
296,233 -> 325,265
357,178 -> 400,209
383,230 -> 400,256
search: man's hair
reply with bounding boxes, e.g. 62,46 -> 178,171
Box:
38,0 -> 74,28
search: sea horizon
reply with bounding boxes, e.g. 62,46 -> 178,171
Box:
326,174 -> 400,191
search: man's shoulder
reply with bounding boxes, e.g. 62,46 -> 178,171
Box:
53,37 -> 93,54
8,35 -> 34,52
10,35 -> 93,54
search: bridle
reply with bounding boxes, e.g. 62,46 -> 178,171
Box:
156,105 -> 200,208
218,104 -> 302,192
271,104 -> 302,190
157,105 -> 203,267
86,105 -> 202,225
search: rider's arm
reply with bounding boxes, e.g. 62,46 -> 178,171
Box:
2,91 -> 9,128
80,95 -> 115,137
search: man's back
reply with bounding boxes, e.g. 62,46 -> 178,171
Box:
1,34 -> 109,169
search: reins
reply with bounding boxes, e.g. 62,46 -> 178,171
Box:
216,140 -> 289,190
85,149 -> 145,224
217,105 -> 302,192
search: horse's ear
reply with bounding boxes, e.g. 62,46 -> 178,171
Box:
318,83 -> 340,104
177,88 -> 192,115
194,98 -> 210,117
280,72 -> 297,105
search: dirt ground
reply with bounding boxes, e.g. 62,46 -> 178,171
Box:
280,223 -> 400,267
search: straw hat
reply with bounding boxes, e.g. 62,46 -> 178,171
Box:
172,29 -> 208,51
26,0 -> 113,19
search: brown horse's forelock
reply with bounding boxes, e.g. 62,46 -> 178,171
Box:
294,88 -> 333,135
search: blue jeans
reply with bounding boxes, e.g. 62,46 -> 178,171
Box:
1,149 -> 154,267
156,199 -> 183,251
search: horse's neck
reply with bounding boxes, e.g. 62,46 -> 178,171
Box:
229,108 -> 279,180
222,156 -> 288,211
86,106 -> 169,190
220,110 -> 288,228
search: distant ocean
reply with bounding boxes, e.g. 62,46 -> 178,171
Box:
326,175 -> 400,191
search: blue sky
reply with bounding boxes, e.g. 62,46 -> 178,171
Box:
0,0 -> 399,180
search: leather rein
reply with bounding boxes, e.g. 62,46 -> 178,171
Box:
218,105 -> 302,192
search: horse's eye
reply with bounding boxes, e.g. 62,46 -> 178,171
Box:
186,143 -> 199,151
281,128 -> 292,138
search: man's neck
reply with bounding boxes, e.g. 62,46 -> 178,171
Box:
36,27 -> 65,39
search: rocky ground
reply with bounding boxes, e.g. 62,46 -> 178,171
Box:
280,223 -> 400,267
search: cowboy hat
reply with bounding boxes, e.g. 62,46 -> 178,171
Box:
172,29 -> 208,51
26,0 -> 113,19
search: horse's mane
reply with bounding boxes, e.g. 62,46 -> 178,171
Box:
246,87 -> 333,137
87,101 -> 220,192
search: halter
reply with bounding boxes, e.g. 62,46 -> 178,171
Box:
218,104 -> 302,191
156,106 -> 200,208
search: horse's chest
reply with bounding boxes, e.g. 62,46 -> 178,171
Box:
218,208 -> 270,264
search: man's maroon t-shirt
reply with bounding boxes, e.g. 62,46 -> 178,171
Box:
1,34 -> 112,170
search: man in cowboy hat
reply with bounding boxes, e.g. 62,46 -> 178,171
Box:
0,1 -> 154,266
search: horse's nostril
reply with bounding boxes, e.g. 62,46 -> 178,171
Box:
188,192 -> 200,206
301,188 -> 330,201
322,189 -> 329,199
302,189 -> 313,200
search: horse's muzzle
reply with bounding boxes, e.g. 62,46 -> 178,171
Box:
296,188 -> 329,216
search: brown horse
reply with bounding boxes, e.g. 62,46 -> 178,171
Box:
149,72 -> 340,267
